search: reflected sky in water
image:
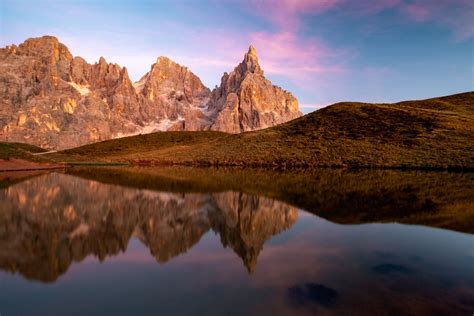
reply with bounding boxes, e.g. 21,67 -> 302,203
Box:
0,171 -> 473,315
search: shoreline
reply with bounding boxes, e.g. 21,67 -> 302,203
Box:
1,158 -> 472,173
0,159 -> 68,172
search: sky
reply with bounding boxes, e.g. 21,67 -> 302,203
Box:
1,0 -> 473,113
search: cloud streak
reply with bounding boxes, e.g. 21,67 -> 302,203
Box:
399,0 -> 474,40
249,0 -> 341,31
249,31 -> 348,87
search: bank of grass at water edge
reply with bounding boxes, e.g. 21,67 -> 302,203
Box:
0,142 -> 49,162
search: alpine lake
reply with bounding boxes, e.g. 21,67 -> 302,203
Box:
0,167 -> 473,315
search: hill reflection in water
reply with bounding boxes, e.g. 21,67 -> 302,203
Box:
0,167 -> 473,315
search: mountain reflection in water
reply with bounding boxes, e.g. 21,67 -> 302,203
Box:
0,168 -> 473,316
0,173 -> 296,281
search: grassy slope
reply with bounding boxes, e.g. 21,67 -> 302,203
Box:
0,142 -> 49,161
48,92 -> 474,169
65,166 -> 474,234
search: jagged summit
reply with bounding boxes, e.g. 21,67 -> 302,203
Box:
0,35 -> 301,149
207,45 -> 302,133
17,35 -> 72,62
247,45 -> 257,56
241,45 -> 262,75
155,56 -> 177,64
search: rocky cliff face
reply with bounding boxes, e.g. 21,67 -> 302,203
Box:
136,56 -> 211,132
0,36 -> 146,149
208,46 -> 302,133
0,36 -> 302,149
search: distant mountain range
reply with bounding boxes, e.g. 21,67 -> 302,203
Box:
0,36 -> 301,149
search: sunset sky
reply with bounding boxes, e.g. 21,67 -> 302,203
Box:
1,0 -> 472,113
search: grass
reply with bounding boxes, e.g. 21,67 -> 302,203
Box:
0,142 -> 49,162
46,92 -> 474,170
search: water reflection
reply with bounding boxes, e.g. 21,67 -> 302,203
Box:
64,166 -> 474,234
0,173 -> 297,281
0,168 -> 473,315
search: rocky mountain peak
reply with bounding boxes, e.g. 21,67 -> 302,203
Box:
17,35 -> 72,63
120,67 -> 131,83
247,45 -> 258,56
241,45 -> 262,75
142,56 -> 209,103
0,35 -> 301,149
98,56 -> 107,65
207,46 -> 302,133
155,56 -> 174,65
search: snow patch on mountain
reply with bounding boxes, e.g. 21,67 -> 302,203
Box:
113,116 -> 184,139
68,82 -> 90,96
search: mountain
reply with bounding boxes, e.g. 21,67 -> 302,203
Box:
208,46 -> 301,132
0,36 -> 302,149
49,92 -> 474,170
134,56 -> 211,132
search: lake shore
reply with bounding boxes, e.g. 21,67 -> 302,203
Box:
0,158 -> 67,172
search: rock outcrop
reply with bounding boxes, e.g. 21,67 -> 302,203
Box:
0,36 -> 302,149
0,36 -> 145,149
136,56 -> 211,131
208,46 -> 302,133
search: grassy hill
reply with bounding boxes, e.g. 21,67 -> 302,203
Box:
0,142 -> 48,161
47,92 -> 474,169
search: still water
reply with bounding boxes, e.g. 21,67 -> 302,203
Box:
0,168 -> 473,315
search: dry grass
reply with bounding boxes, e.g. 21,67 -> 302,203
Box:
39,92 -> 474,169
0,142 -> 48,161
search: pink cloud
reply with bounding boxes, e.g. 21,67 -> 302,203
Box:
342,0 -> 474,40
170,26 -> 348,90
398,0 -> 474,40
342,0 -> 401,15
249,0 -> 473,40
403,3 -> 431,21
249,31 -> 348,86
249,0 -> 341,31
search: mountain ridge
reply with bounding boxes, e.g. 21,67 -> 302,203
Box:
0,35 -> 302,149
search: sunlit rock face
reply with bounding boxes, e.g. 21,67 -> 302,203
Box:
0,36 -> 302,149
208,46 -> 302,133
0,173 -> 297,282
137,57 -> 211,131
0,36 -> 142,149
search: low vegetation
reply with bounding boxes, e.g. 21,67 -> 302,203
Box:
47,92 -> 474,170
0,142 -> 48,161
